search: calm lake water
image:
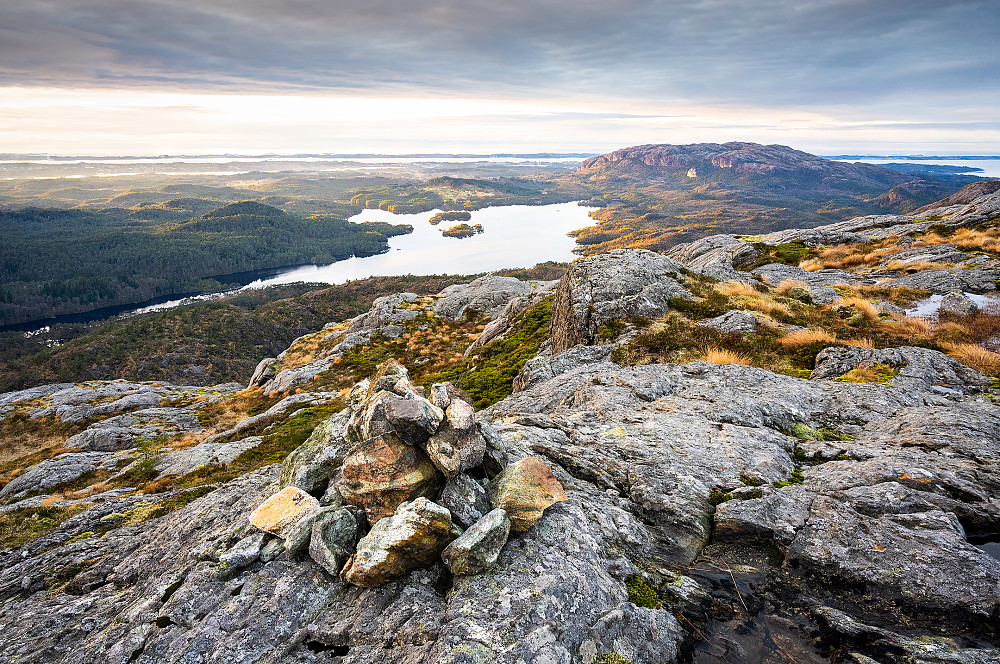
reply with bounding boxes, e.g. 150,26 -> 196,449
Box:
243,202 -> 592,288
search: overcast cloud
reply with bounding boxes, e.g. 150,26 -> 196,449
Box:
0,1 -> 997,153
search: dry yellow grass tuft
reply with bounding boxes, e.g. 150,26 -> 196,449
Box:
842,337 -> 876,349
943,342 -> 1000,377
780,329 -> 837,348
698,347 -> 752,365
837,297 -> 881,321
775,279 -> 810,295
885,260 -> 951,273
716,281 -> 761,297
885,314 -> 932,336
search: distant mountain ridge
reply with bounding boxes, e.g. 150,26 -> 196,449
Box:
578,141 -> 922,197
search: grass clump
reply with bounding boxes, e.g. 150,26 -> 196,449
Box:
593,654 -> 633,664
423,298 -> 553,409
0,504 -> 88,549
833,362 -> 899,384
599,319 -> 627,341
746,241 -> 816,270
157,402 -> 343,492
626,575 -> 664,609
740,473 -> 764,487
789,423 -> 854,442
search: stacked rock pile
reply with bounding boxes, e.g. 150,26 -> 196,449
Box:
247,359 -> 566,587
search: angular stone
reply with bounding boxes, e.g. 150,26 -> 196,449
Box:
249,487 -> 321,537
308,508 -> 359,576
342,497 -> 460,588
437,473 -> 491,529
335,433 -> 443,524
346,391 -> 444,446
219,532 -> 268,569
367,358 -> 411,397
445,399 -> 475,431
279,411 -> 350,494
283,507 -> 332,553
697,310 -> 760,336
429,382 -> 474,412
441,508 -> 510,575
488,456 -> 568,532
426,422 -> 486,478
383,395 -> 444,445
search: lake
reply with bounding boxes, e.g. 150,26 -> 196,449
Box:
243,202 -> 593,288
829,157 -> 1000,179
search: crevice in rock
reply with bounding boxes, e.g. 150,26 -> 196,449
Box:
305,640 -> 350,656
154,616 -> 174,628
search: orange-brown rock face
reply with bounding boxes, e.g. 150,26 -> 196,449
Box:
335,433 -> 443,524
248,487 -> 321,536
488,456 -> 567,532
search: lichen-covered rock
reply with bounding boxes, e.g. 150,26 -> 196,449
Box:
0,451 -> 118,499
308,508 -> 358,576
219,532 -> 267,569
811,345 -> 993,394
335,433 -> 443,523
488,455 -> 567,531
342,497 -> 460,587
550,249 -> 693,354
431,275 -> 535,320
425,399 -> 486,477
441,508 -> 510,575
939,291 -> 980,316
697,309 -> 760,335
437,473 -> 491,529
279,410 -> 350,494
248,487 -> 321,537
346,390 -> 443,446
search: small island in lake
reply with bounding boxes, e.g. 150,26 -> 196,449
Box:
441,223 -> 484,238
429,210 -> 472,225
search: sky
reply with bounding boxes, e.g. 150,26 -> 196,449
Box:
1,0 -> 998,156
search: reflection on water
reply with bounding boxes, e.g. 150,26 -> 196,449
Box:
244,202 -> 592,288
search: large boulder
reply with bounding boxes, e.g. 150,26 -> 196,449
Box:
335,433 -> 443,524
248,487 -> 322,538
550,249 -> 693,354
431,276 -> 535,320
488,456 -> 567,532
441,508 -> 511,575
811,345 -> 993,395
342,497 -> 460,587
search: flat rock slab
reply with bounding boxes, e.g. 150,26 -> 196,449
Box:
249,487 -> 321,537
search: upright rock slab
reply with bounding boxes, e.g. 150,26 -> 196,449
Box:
249,487 -> 321,538
335,433 -> 443,523
342,497 -> 460,588
550,249 -> 693,354
488,456 -> 567,531
279,410 -> 350,494
425,398 -> 486,477
309,508 -> 359,576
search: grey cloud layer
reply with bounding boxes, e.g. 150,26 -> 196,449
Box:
1,0 -> 997,108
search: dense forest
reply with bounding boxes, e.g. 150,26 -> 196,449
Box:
0,202 -> 410,327
0,264 -> 568,392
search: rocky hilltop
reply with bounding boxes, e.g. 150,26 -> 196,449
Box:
0,187 -> 998,663
578,142 -> 930,196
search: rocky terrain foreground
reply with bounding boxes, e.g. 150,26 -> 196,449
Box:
0,187 -> 998,663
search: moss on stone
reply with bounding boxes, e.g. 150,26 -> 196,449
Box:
626,575 -> 663,609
